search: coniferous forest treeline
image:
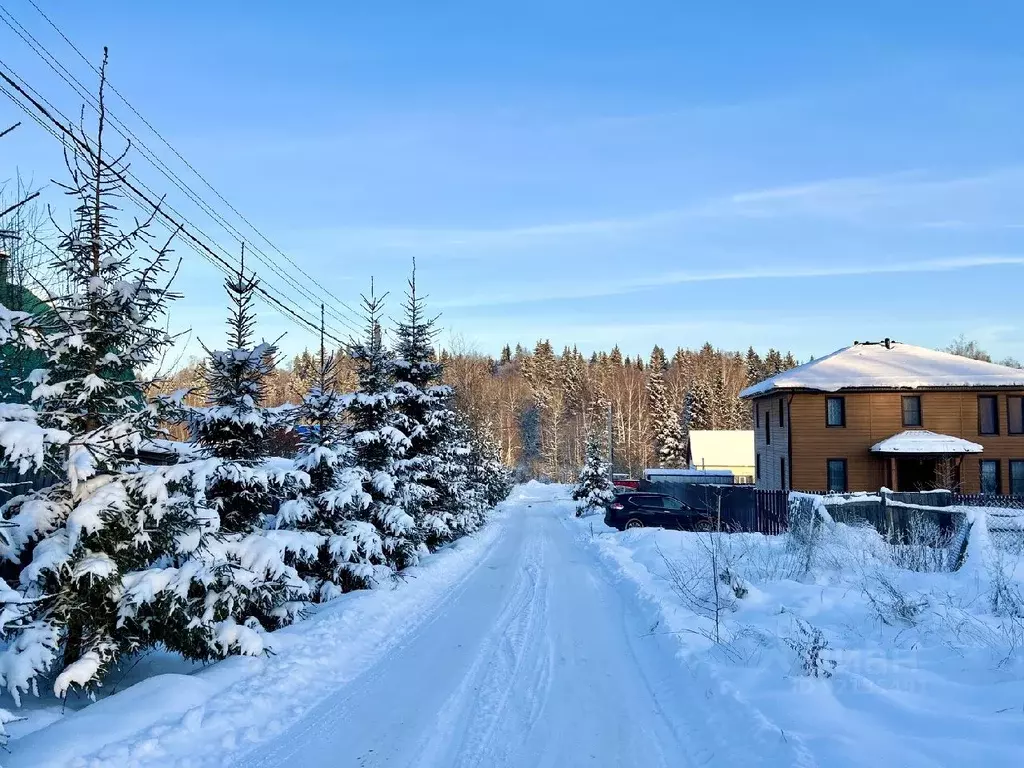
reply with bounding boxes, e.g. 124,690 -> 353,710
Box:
155,341 -> 800,481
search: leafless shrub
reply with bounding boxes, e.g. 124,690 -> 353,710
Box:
934,457 -> 961,493
887,513 -> 955,572
787,495 -> 836,575
784,618 -> 837,678
657,534 -> 737,645
987,551 -> 1024,618
864,572 -> 929,627
726,535 -> 804,583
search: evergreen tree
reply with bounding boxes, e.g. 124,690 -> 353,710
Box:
646,346 -> 685,467
190,253 -> 293,526
744,346 -> 764,385
685,379 -> 713,432
342,283 -> 420,570
289,349 -> 318,400
522,340 -> 563,478
572,434 -> 616,516
390,263 -> 453,550
275,306 -> 384,599
0,63 -> 241,700
764,348 -> 784,377
185,252 -> 314,630
711,370 -> 731,429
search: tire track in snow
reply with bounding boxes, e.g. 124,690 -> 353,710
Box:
410,521 -> 552,767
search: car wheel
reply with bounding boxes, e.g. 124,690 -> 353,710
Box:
694,519 -> 715,532
625,519 -> 644,530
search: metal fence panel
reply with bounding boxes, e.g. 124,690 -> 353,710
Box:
640,480 -> 787,534
0,465 -> 60,504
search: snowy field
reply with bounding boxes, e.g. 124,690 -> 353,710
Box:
5,482 -> 1024,766
575,492 -> 1024,767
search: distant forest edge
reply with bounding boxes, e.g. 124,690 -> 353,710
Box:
155,334 -> 1015,482
154,342 -> 800,481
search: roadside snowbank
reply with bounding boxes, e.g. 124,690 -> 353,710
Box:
571,492 -> 1024,768
5,500 -> 511,767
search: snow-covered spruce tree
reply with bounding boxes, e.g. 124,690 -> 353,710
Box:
341,284 -> 420,571
572,434 -> 616,517
185,252 -> 315,628
0,57 -> 231,701
646,346 -> 686,468
275,307 -> 384,600
469,421 -> 514,509
390,262 -> 455,549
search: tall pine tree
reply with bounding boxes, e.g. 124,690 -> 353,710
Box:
276,306 -> 384,599
342,283 -> 420,570
186,250 -> 315,631
390,263 -> 452,549
0,56 -> 235,700
646,346 -> 686,467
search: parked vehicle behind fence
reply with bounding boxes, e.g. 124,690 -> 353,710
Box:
604,491 -> 716,532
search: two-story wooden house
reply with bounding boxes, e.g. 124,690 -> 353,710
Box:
740,339 -> 1024,494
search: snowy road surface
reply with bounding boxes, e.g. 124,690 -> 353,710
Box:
235,486 -> 708,768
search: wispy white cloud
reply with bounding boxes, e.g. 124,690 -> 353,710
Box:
286,166 -> 1024,260
696,167 -> 1024,225
436,253 -> 1024,308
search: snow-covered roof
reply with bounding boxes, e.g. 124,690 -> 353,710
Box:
686,430 -> 755,469
740,341 -> 1024,398
870,430 -> 983,455
643,468 -> 735,478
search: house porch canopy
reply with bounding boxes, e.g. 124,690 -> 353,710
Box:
870,430 -> 983,456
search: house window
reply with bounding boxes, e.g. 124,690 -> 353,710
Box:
779,398 -> 785,427
979,396 -> 999,435
755,453 -> 761,482
765,411 -> 771,445
1010,460 -> 1024,496
901,396 -> 922,427
780,457 -> 787,490
826,397 -> 846,427
1009,397 -> 1023,435
980,460 -> 1001,495
827,459 -> 847,492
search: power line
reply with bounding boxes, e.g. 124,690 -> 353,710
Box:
0,52 -> 345,343
2,3 -> 361,333
15,0 -> 365,331
0,7 -> 362,340
0,65 -> 350,348
0,76 -> 346,348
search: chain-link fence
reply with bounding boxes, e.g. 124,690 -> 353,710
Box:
953,494 -> 1024,554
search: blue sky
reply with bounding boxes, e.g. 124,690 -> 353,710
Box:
3,1 -> 1024,364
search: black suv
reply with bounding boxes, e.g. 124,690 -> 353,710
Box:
604,492 -> 714,532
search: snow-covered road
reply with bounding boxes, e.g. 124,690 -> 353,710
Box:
235,485 -> 707,768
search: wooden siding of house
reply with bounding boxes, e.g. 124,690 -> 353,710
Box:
753,395 -> 791,490
773,390 -> 1024,493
